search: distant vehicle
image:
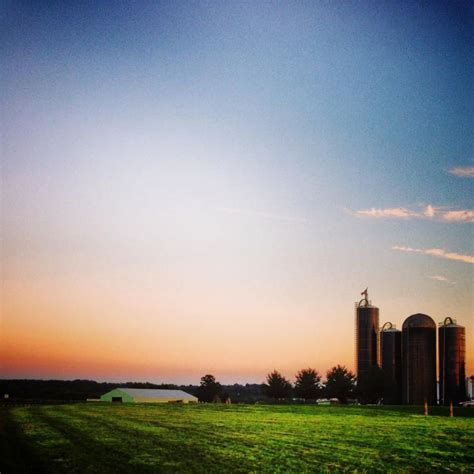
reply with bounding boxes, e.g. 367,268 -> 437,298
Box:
316,398 -> 343,405
316,399 -> 330,405
460,400 -> 474,408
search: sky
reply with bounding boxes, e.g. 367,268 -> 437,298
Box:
1,0 -> 473,384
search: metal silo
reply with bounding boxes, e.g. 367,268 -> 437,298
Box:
439,317 -> 466,405
381,322 -> 402,404
402,313 -> 437,405
355,289 -> 379,388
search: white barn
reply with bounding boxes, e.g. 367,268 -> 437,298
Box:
100,388 -> 198,404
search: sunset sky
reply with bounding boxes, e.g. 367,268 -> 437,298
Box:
1,1 -> 473,384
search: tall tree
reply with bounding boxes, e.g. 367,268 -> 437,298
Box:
263,370 -> 292,399
325,365 -> 356,404
196,374 -> 222,403
294,368 -> 322,400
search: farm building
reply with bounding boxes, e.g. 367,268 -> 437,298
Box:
100,388 -> 198,404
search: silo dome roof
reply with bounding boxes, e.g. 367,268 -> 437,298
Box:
402,313 -> 436,329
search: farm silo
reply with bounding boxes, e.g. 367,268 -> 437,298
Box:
380,322 -> 402,404
402,314 -> 437,405
355,290 -> 379,388
439,317 -> 466,405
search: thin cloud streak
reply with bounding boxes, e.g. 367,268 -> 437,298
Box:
354,207 -> 419,218
442,210 -> 474,223
448,166 -> 474,178
352,205 -> 473,223
217,207 -> 307,224
428,275 -> 456,285
392,246 -> 474,264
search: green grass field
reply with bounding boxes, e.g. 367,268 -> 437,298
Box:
1,403 -> 473,473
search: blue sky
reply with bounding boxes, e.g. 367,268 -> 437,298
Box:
1,1 -> 473,382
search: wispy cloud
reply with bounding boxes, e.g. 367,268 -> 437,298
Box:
354,207 -> 419,218
352,205 -> 473,223
217,207 -> 307,224
429,275 -> 448,282
428,275 -> 456,285
441,210 -> 474,223
392,245 -> 474,264
424,205 -> 436,218
448,166 -> 474,178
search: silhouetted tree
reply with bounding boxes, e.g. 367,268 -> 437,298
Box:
263,371 -> 292,399
294,368 -> 322,400
357,366 -> 385,404
220,391 -> 230,404
324,365 -> 356,404
196,374 -> 222,402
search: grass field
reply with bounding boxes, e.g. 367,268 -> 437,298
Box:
1,403 -> 473,473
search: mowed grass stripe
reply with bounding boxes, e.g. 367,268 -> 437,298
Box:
20,404 -> 474,474
5,404 -> 474,473
57,405 -> 278,472
33,405 -> 258,473
39,406 -> 229,473
24,405 -> 143,473
74,405 -> 385,469
46,405 -> 473,471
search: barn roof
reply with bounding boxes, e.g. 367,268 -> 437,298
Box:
117,388 -> 196,399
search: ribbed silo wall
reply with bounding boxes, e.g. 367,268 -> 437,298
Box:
439,324 -> 466,405
402,314 -> 437,405
381,329 -> 402,404
355,306 -> 379,386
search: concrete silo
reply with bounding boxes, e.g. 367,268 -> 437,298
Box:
402,313 -> 437,405
381,322 -> 402,404
439,317 -> 466,405
355,289 -> 379,388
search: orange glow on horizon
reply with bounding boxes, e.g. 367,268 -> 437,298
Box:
2,310 -> 473,384
2,255 -> 473,384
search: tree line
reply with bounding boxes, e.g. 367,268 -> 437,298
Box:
0,379 -> 266,403
1,364 -> 395,404
196,365 -> 358,404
